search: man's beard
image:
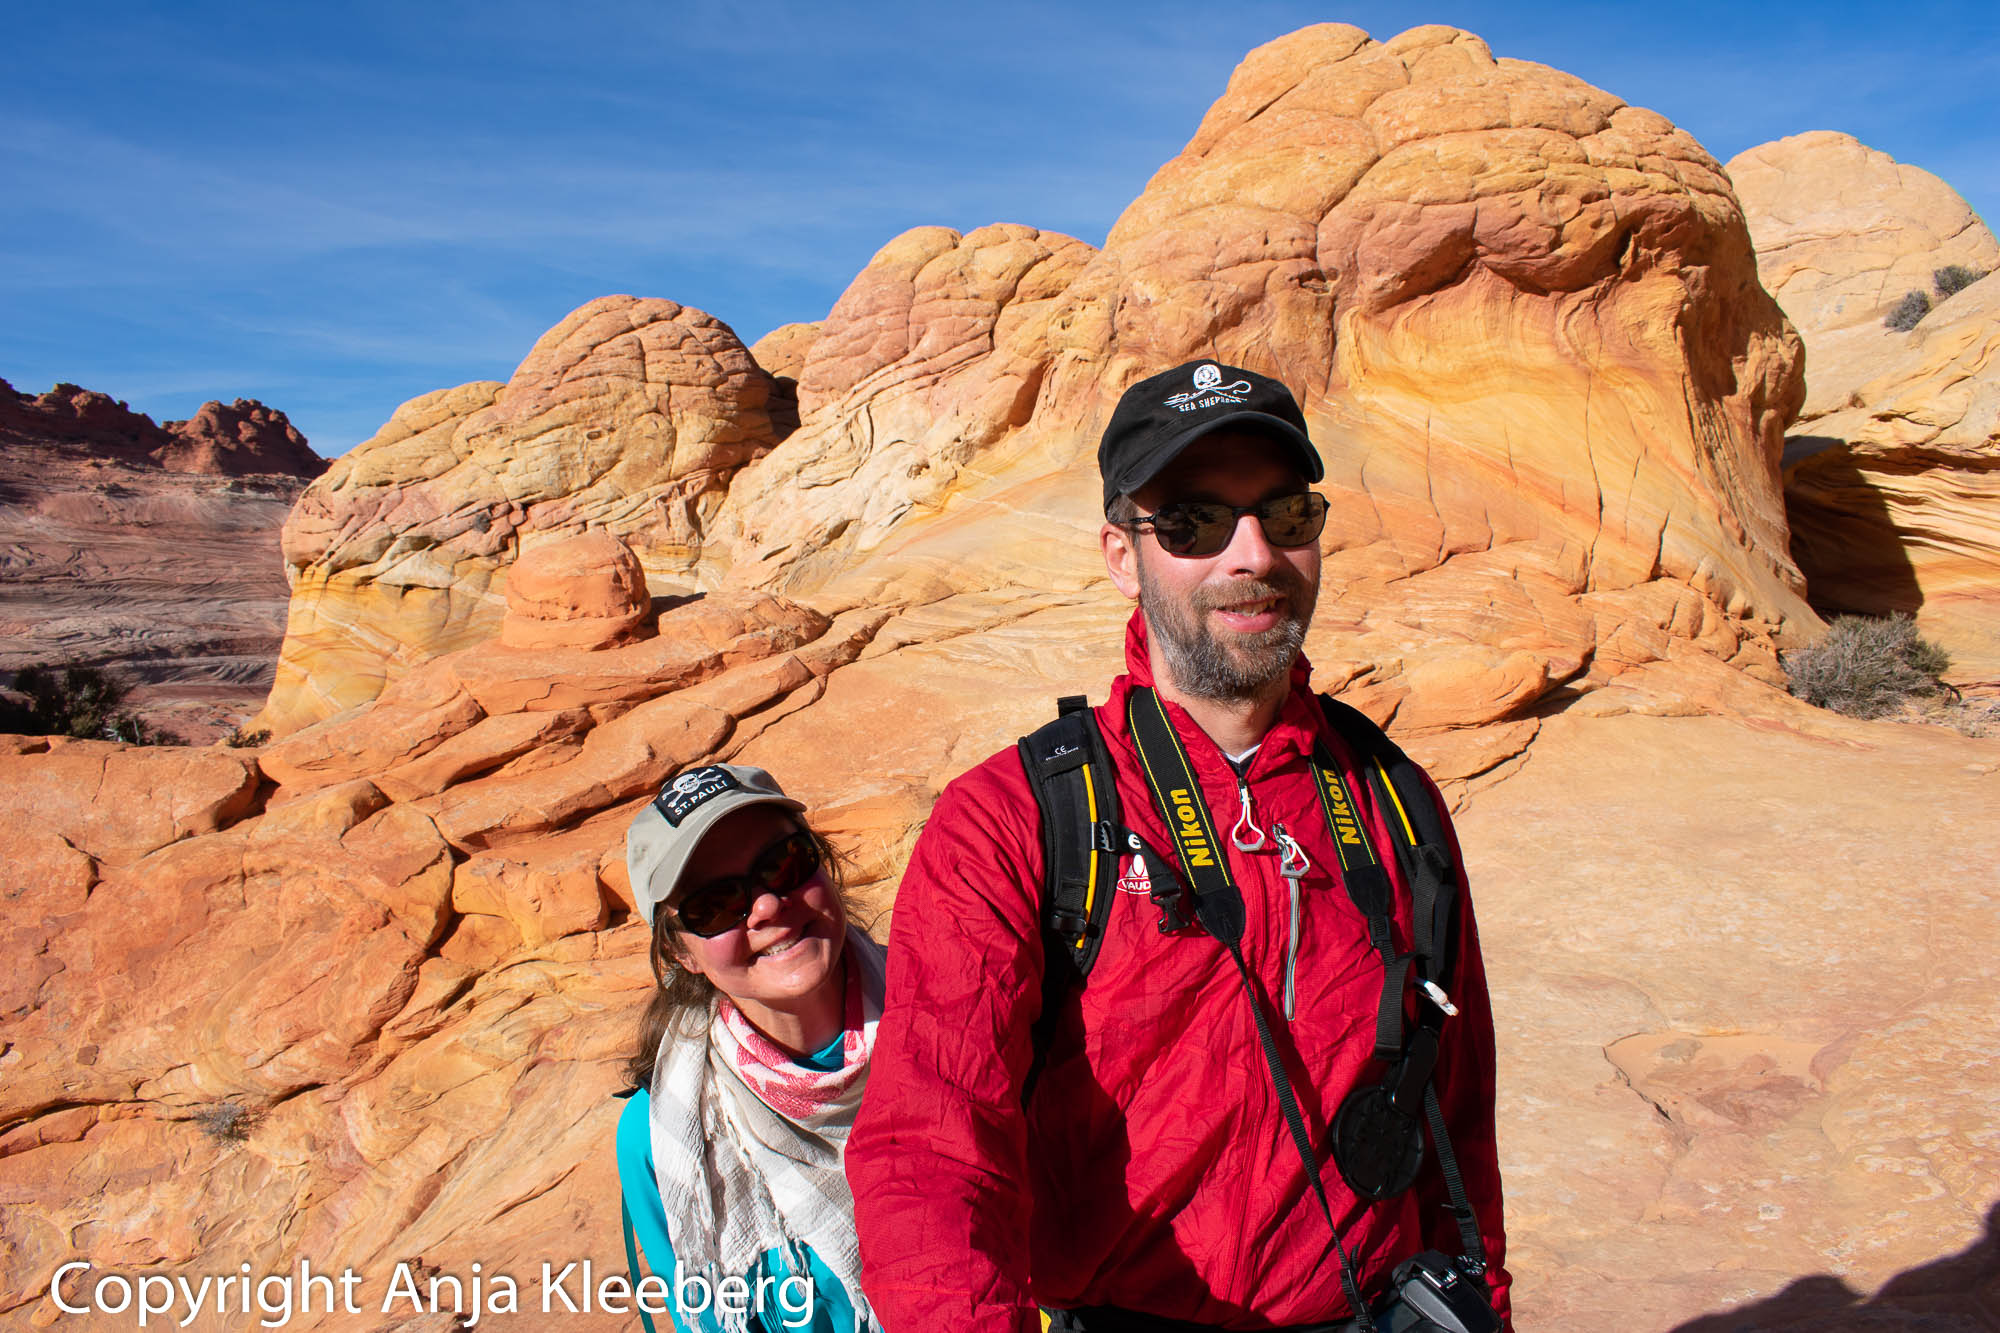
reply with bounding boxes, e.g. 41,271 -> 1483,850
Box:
1136,560 -> 1316,702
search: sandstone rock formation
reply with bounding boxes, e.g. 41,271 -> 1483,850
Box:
747,320 -> 822,382
704,222 -> 1098,596
0,378 -> 323,739
1731,134 -> 2000,682
1784,272 -> 2000,680
260,297 -> 790,733
1018,21 -> 1815,777
9,22 -> 2000,1333
1728,132 -> 1999,418
0,377 -> 324,480
265,23 -> 1820,794
0,535 -> 885,1331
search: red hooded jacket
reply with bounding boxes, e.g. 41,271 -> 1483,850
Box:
848,612 -> 1510,1330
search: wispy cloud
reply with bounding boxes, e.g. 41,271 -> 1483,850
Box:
3,0 -> 1994,455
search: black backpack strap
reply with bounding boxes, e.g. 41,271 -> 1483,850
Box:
1018,695 -> 1122,1100
1319,694 -> 1489,1276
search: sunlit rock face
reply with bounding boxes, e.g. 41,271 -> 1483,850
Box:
1729,131 -> 1999,417
699,222 -> 1100,598
1024,23 -> 1815,757
701,22 -> 1816,788
259,296 -> 788,733
262,24 -> 1817,759
1783,271 -> 2000,678
1733,132 -> 2000,679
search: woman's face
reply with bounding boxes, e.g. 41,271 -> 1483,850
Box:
666,804 -> 848,1042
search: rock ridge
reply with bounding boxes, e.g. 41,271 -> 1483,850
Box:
0,375 -> 326,480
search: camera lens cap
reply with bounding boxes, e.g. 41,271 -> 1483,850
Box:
1331,1082 -> 1425,1200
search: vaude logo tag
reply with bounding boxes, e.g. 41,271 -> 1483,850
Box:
1115,853 -> 1153,895
1164,362 -> 1252,412
654,766 -> 741,826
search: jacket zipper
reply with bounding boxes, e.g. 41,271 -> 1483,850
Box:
1273,822 -> 1311,1020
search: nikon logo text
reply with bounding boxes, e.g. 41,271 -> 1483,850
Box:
1167,788 -> 1215,867
1320,770 -> 1363,845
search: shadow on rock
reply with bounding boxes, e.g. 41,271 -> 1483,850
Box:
1671,1201 -> 2000,1331
1784,437 -> 1927,618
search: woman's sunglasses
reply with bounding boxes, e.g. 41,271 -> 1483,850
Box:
1116,491 -> 1329,558
670,829 -> 824,937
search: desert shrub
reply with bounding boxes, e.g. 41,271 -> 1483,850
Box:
191,1102 -> 255,1143
226,725 -> 271,748
1884,289 -> 1932,331
1933,264 -> 1987,300
0,664 -> 183,744
1783,614 -> 1952,718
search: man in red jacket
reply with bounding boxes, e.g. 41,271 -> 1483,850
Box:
847,362 -> 1510,1331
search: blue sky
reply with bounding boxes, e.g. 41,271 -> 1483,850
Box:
4,1 -> 1995,457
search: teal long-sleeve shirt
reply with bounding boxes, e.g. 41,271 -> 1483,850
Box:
616,1032 -> 861,1333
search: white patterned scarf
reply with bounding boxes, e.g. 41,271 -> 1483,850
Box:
649,926 -> 884,1332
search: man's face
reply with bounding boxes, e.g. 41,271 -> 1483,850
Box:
1103,432 -> 1322,702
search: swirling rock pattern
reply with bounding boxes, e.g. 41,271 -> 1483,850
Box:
1048,23 -> 1813,705
261,296 -> 789,733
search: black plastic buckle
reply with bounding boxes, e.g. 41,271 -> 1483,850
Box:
1151,880 -> 1192,934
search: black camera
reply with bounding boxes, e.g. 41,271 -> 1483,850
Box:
1371,1251 -> 1500,1333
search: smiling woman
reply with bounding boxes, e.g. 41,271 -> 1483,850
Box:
617,764 -> 883,1333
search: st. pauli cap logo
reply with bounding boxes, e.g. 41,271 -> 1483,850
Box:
1163,363 -> 1253,411
653,765 -> 741,826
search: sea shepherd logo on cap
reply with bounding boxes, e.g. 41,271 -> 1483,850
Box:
1164,363 -> 1253,412
653,765 -> 741,826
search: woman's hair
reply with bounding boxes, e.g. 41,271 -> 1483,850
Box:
623,819 -> 858,1090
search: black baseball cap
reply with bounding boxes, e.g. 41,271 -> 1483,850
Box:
1098,360 -> 1323,511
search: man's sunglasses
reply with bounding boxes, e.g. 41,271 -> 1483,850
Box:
670,829 -> 824,937
1115,491 -> 1329,558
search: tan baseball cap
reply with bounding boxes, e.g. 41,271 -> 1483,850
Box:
625,764 -> 806,925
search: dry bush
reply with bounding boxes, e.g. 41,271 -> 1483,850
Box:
1885,289 -> 1933,331
190,1102 -> 256,1143
1933,264 -> 1988,300
1783,614 -> 1952,718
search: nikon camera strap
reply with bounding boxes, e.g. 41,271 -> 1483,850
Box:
1319,696 -> 1487,1273
1126,685 -> 1375,1323
1126,685 -> 1491,1312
